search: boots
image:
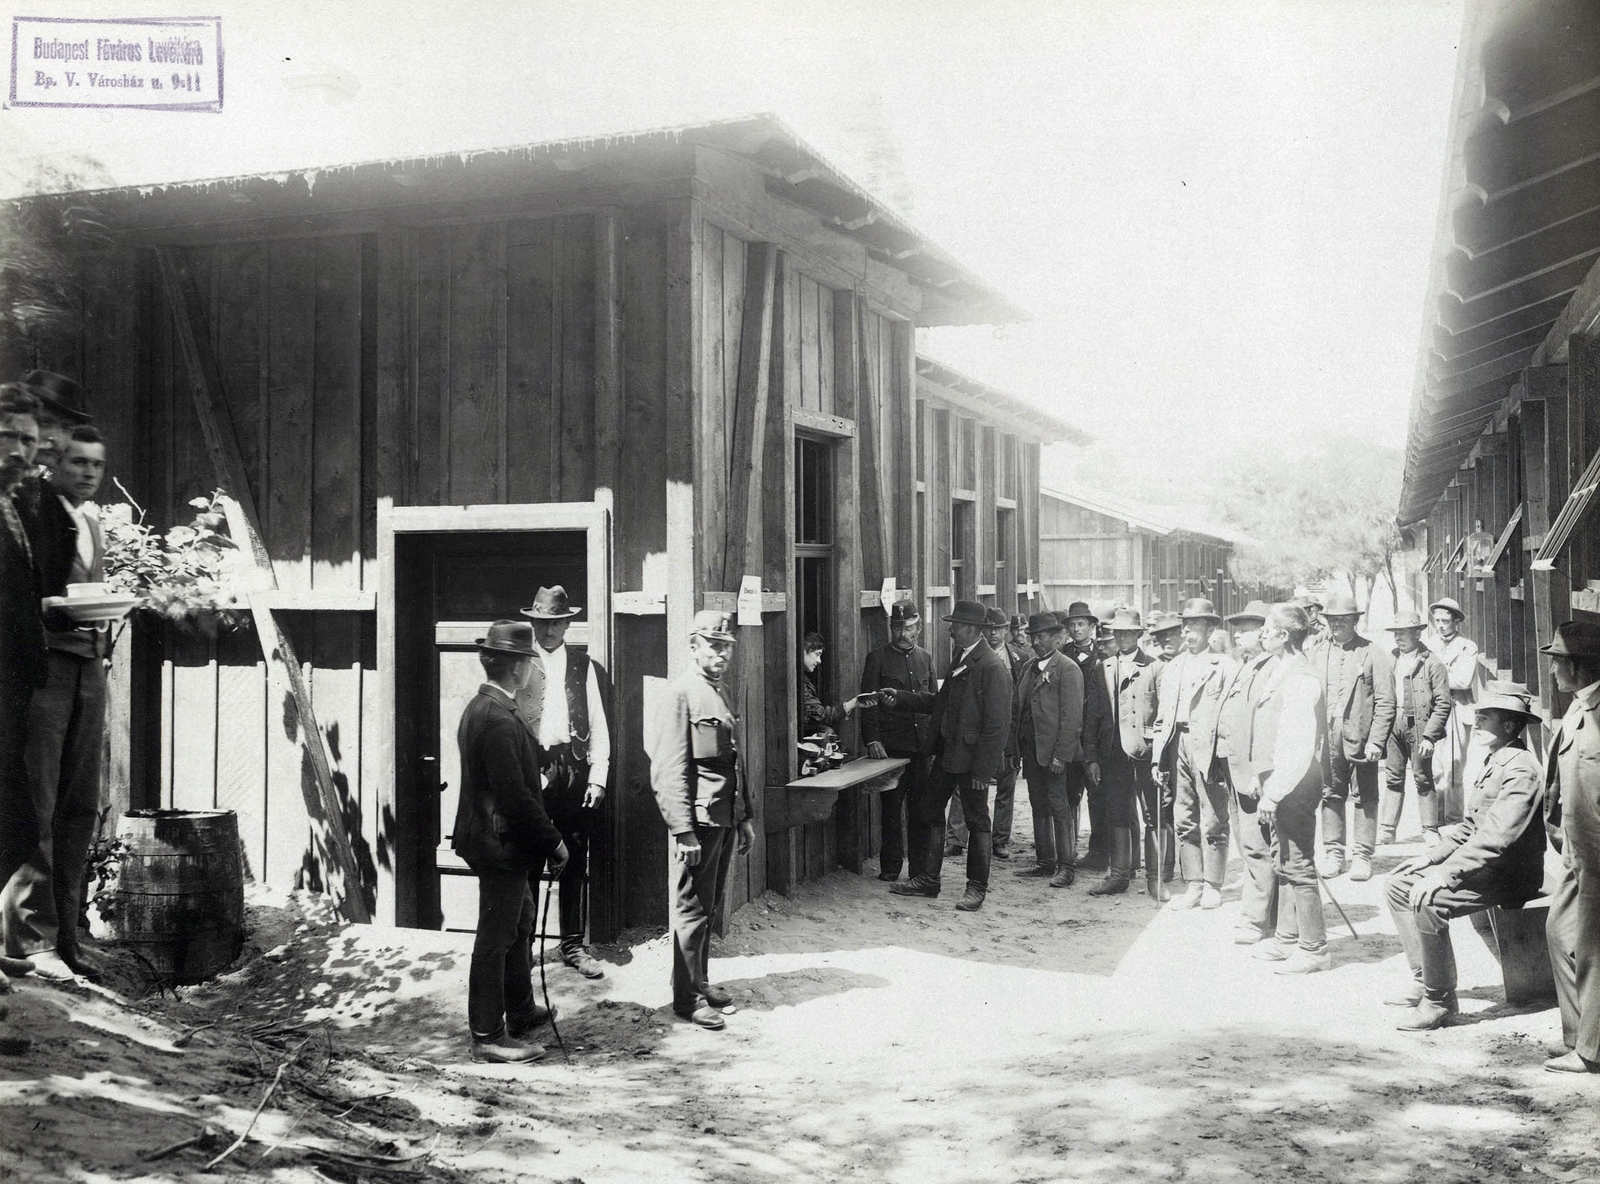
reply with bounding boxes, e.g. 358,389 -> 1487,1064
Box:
965,832 -> 993,897
1397,993 -> 1458,1031
891,826 -> 944,897
1050,817 -> 1075,887
1017,806 -> 1055,875
1143,832 -> 1171,902
1088,827 -> 1132,895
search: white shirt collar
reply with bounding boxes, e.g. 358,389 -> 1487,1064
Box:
483,682 -> 518,705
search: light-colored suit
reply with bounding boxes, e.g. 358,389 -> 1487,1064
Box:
1547,679 -> 1600,1061
1152,648 -> 1238,886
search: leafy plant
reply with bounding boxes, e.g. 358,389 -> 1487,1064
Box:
101,484 -> 254,633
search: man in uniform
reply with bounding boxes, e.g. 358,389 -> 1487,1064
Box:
1012,612 -> 1084,887
884,600 -> 1011,911
1295,588 -> 1328,653
516,585 -> 612,980
1215,600 -> 1278,944
1385,684 -> 1545,1031
7,384 -> 110,982
1142,610 -> 1184,899
860,602 -> 935,882
453,621 -> 567,1064
1090,608 -> 1156,896
1428,597 -> 1487,825
1379,611 -> 1453,846
647,610 -> 755,1030
1542,622 -> 1600,1073
1060,602 -> 1113,872
1313,592 -> 1395,882
1152,598 -> 1235,910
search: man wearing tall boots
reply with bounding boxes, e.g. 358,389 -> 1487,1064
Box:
453,621 -> 568,1063
1090,608 -> 1156,896
1142,611 -> 1184,900
1152,598 -> 1236,911
1012,612 -> 1084,887
885,600 -> 1011,911
7,384 -> 110,983
1384,684 -> 1546,1030
1313,592 -> 1395,883
1379,612 -> 1453,846
860,602 -> 936,883
1542,622 -> 1600,1073
1251,603 -> 1331,975
1427,597 -> 1487,826
647,610 -> 755,1029
945,609 -> 1025,858
516,585 -> 612,981
1059,602 -> 1113,874
1216,601 -> 1279,945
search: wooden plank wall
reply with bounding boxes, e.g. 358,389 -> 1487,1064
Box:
1038,495 -> 1139,609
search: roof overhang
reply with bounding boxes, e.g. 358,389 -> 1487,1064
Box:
916,356 -> 1086,446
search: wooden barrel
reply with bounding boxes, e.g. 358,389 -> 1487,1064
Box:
103,809 -> 245,984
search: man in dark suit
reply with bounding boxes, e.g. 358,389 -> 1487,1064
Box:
453,620 -> 568,1064
1059,602 -> 1113,871
1089,608 -> 1156,895
885,600 -> 1012,911
945,608 -> 1024,859
1385,685 -> 1545,1031
9,391 -> 111,981
1542,622 -> 1600,1073
1314,592 -> 1396,882
0,389 -> 49,993
860,601 -> 935,882
647,610 -> 755,1029
1012,612 -> 1083,887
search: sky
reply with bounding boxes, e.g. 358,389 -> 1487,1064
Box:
1,0 -> 1465,506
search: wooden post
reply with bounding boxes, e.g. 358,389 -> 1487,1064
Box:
721,242 -> 776,590
156,245 -> 372,924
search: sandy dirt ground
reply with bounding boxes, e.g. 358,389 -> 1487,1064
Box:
2,811 -> 1598,1184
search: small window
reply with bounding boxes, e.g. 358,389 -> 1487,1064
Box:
797,437 -> 832,546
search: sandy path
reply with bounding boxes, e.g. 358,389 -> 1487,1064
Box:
1,816 -> 1596,1183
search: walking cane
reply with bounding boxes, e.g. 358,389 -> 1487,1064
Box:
536,869 -> 570,1064
1316,870 -> 1361,942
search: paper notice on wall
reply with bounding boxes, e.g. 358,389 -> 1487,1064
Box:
737,575 -> 763,626
880,577 -> 897,617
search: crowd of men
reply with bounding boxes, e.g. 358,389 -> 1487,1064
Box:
0,372 -> 112,993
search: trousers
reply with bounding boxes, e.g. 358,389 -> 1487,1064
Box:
1386,865 -> 1532,1000
1270,783 -> 1326,952
1548,856 -> 1600,1061
1226,776 -> 1278,934
1321,747 -> 1379,861
947,756 -> 1016,848
1381,726 -> 1438,835
671,824 -> 735,1013
465,863 -> 539,1040
1021,752 -> 1077,867
913,765 -> 991,889
1100,748 -> 1144,830
1173,733 -> 1229,885
3,651 -> 105,958
542,744 -> 595,954
875,747 -> 922,877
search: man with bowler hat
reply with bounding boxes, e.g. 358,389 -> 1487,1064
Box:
647,610 -> 754,1029
453,621 -> 568,1064
1428,596 -> 1487,825
1384,683 -> 1545,1031
1141,610 -> 1184,897
1059,601 -> 1113,870
516,586 -> 612,980
882,600 -> 1011,911
1011,611 -> 1084,887
860,601 -> 936,882
1215,600 -> 1279,944
1151,598 -> 1236,910
1379,611 -> 1453,846
1312,591 -> 1395,882
1542,622 -> 1600,1073
1090,608 -> 1157,895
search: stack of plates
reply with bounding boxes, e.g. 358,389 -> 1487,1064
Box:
43,593 -> 138,623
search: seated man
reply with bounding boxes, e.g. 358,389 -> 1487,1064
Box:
1384,683 -> 1546,1031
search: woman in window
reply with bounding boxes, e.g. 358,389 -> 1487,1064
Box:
800,632 -> 874,733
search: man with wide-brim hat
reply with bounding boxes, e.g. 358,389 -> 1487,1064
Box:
1150,598 -> 1236,911
948,608 -> 1026,860
1137,610 -> 1184,892
512,586 -> 612,981
1424,596 -> 1487,828
1057,600 -> 1115,876
880,600 -> 1012,910
860,601 -> 936,882
1011,611 -> 1084,887
452,621 -> 569,1063
1090,607 -> 1158,896
1385,682 -> 1546,1031
1293,588 -> 1328,651
1311,591 -> 1396,882
1541,621 -> 1600,1072
647,609 -> 753,1029
1379,611 -> 1453,848
1215,599 -> 1281,945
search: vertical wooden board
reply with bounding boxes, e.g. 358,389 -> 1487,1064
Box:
311,616 -> 373,911
593,208 -> 623,498
559,213 -> 596,501
358,616 -> 384,914
817,285 -> 835,415
359,235 -> 380,585
722,230 -> 745,479
167,633 -> 217,811
446,223 -> 504,506
799,277 -> 821,411
211,241 -> 268,504
79,251 -> 131,494
312,237 -> 364,591
373,230 -> 413,508
169,248 -> 217,515
414,228 -> 450,507
699,224 -> 727,593
506,219 -> 556,503
214,629 -> 267,882
893,321 -> 915,585
264,613 -> 315,891
267,239 -> 318,589
619,220 -> 668,589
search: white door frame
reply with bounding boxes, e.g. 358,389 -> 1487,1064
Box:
373,500 -> 611,927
